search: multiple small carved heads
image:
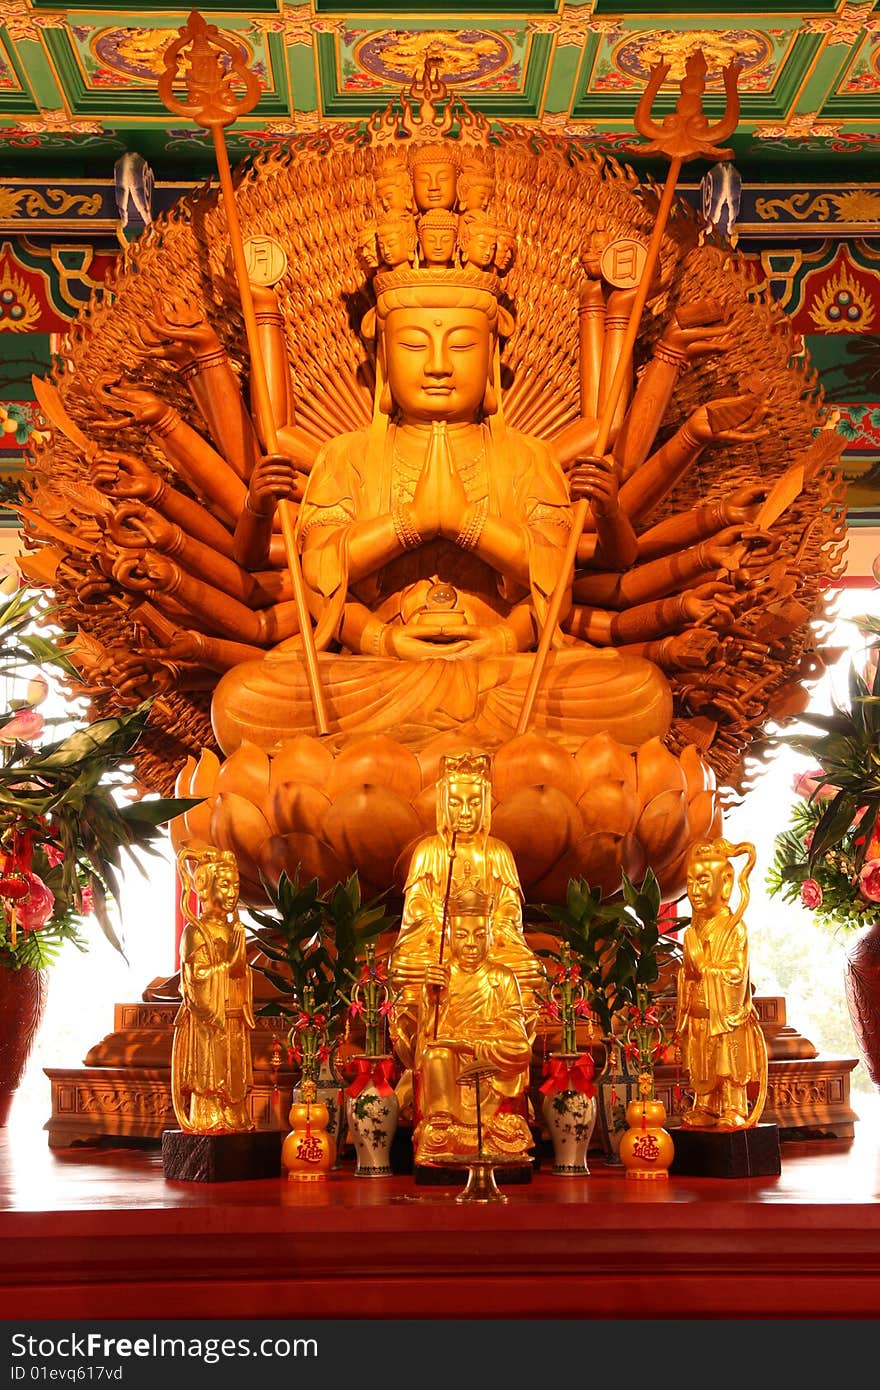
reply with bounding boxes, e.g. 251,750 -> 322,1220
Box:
360,143 -> 513,280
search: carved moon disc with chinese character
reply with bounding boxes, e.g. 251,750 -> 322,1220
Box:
243,235 -> 288,287
600,238 -> 648,289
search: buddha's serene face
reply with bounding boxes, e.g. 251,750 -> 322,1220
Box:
385,307 -> 492,424
412,160 -> 458,212
418,221 -> 456,266
448,918 -> 490,972
463,223 -> 496,269
376,176 -> 410,213
440,775 -> 488,839
494,232 -> 514,273
459,177 -> 492,212
687,859 -> 730,912
376,221 -> 414,268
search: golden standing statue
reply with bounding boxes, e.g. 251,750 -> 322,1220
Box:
171,847 -> 256,1133
390,752 -> 540,1165
676,838 -> 768,1130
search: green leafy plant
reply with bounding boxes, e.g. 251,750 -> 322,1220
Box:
536,869 -> 676,1039
768,644 -> 880,930
0,586 -> 196,970
244,869 -> 398,1049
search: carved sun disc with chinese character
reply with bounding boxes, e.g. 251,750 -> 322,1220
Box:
600,239 -> 648,289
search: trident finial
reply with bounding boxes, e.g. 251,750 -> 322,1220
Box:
630,49 -> 741,163
158,9 -> 261,129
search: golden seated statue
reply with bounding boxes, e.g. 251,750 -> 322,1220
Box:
21,52 -> 845,907
211,263 -> 673,758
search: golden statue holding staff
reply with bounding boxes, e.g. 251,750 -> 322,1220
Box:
676,837 -> 768,1130
19,19 -> 846,909
390,752 -> 540,1165
171,846 -> 256,1134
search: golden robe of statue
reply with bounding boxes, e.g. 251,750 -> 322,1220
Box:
172,847 -> 256,1134
676,837 -> 767,1130
211,255 -> 673,756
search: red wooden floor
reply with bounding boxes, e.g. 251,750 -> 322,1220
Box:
3,1095 -> 880,1320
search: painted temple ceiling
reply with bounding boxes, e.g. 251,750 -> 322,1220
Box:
0,2 -> 877,528
1,1 -> 880,180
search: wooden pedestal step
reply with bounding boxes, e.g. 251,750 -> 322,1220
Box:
43,986 -> 860,1148
45,991 -> 297,1147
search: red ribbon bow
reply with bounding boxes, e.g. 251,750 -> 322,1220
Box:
345,1057 -> 397,1099
539,1056 -> 596,1097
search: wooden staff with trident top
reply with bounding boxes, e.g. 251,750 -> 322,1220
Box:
516,50 -> 741,737
158,9 -> 330,736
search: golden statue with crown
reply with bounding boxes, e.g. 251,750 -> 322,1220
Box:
20,20 -> 845,915
390,750 -> 539,1165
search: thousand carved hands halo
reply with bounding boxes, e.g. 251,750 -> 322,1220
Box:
19,56 -> 846,907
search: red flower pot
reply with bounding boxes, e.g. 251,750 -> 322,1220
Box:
0,966 -> 48,1125
843,920 -> 880,1090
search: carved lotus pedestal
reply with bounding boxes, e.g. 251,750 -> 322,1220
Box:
172,730 -> 722,908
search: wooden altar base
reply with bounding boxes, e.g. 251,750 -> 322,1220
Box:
161,1129 -> 283,1183
4,1095 -> 880,1321
668,1122 -> 782,1178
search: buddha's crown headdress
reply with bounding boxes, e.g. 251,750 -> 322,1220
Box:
362,53 -> 512,316
447,883 -> 495,920
439,751 -> 492,785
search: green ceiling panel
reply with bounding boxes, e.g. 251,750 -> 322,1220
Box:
0,5 -> 879,182
593,0 -> 840,10
41,25 -> 291,119
288,42 -> 319,112
317,26 -> 554,121
544,41 -> 582,115
314,1 -> 561,11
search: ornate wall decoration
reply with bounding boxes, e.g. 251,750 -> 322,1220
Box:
341,26 -> 524,96
835,29 -> 880,94
0,186 -> 103,222
776,241 -> 880,335
0,46 -> 19,92
247,6 -> 344,44
0,3 -> 63,43
836,404 -> 880,452
808,258 -> 876,332
77,23 -> 263,91
0,238 -> 117,330
0,248 -> 44,334
610,30 -> 775,91
754,113 -> 842,140
802,5 -> 879,44
755,188 -> 880,225
527,14 -> 626,45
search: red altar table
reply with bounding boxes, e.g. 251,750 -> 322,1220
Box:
2,1095 -> 880,1321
